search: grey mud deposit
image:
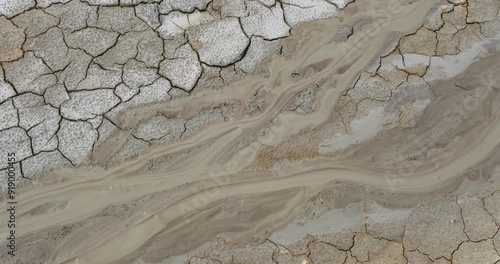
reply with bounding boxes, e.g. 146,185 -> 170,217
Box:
0,0 -> 500,263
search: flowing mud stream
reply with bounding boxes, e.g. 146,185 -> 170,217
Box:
1,0 -> 500,263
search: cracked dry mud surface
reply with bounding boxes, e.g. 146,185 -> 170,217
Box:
1,0 -> 500,263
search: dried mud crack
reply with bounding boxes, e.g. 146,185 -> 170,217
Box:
0,0 -> 500,263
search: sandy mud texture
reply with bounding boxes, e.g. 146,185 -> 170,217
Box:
0,0 -> 500,263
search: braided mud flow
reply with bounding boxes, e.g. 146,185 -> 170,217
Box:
1,0 -> 500,263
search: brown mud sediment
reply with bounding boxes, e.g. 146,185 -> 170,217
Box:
1,0 -> 500,263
